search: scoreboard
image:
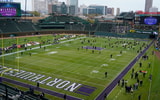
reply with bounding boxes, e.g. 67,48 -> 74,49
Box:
135,15 -> 160,25
0,2 -> 21,17
139,16 -> 160,25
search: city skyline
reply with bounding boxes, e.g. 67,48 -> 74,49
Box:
60,0 -> 160,12
13,0 -> 160,12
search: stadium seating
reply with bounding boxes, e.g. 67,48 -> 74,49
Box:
0,83 -> 49,100
0,15 -> 157,40
96,23 -> 113,32
116,12 -> 135,20
0,20 -> 38,33
15,22 -> 37,32
37,15 -> 90,30
0,20 -> 20,33
38,15 -> 89,24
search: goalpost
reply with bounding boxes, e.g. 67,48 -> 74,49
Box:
0,35 -> 20,77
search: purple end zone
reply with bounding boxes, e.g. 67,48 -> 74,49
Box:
83,46 -> 104,50
74,85 -> 97,96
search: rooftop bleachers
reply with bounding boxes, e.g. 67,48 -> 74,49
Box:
116,12 -> 135,20
37,15 -> 90,30
39,15 -> 89,25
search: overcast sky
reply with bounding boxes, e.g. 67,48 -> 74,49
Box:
14,0 -> 160,12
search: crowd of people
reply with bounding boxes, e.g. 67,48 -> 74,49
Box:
116,49 -> 153,100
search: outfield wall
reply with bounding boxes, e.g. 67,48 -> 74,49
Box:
0,29 -> 156,39
0,30 -> 90,38
94,32 -> 157,39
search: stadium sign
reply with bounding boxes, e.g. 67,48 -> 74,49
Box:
2,69 -> 96,96
144,17 -> 157,25
129,29 -> 158,34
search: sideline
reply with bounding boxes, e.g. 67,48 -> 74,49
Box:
95,40 -> 155,100
1,77 -> 82,100
0,36 -> 85,99
147,50 -> 155,100
0,37 -> 85,58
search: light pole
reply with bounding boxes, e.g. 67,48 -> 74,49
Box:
89,24 -> 92,37
25,0 -> 27,21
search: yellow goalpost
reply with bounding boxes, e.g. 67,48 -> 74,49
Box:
1,35 -> 20,77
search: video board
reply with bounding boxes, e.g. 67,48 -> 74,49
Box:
0,2 -> 21,17
140,16 -> 160,25
135,16 -> 160,25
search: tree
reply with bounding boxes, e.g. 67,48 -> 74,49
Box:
31,11 -> 40,17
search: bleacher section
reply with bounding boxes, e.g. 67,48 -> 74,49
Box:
0,83 -> 49,100
0,20 -> 37,33
96,23 -> 114,32
35,15 -> 133,33
116,12 -> 135,20
0,15 -> 158,40
39,15 -> 89,24
86,22 -> 130,33
65,24 -> 84,31
15,21 -> 37,32
38,15 -> 89,29
0,20 -> 20,33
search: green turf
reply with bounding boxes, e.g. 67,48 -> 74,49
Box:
107,43 -> 160,100
0,35 -> 157,100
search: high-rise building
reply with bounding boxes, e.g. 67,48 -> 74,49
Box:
48,0 -> 59,14
116,8 -> 120,15
81,5 -> 108,15
145,0 -> 153,12
67,0 -> 78,15
69,5 -> 76,15
149,7 -> 158,12
50,2 -> 67,14
32,0 -> 48,14
79,4 -> 87,15
32,0 -> 59,15
47,0 -> 58,4
66,0 -> 69,5
107,7 -> 114,16
88,5 -> 107,15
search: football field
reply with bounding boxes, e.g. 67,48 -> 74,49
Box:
0,34 -> 151,99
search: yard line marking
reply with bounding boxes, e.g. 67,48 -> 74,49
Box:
22,67 -> 105,87
0,37 -> 85,58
